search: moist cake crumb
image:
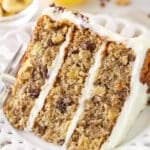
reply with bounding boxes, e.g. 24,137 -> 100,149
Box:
3,15 -> 70,129
32,28 -> 102,145
67,42 -> 135,150
140,49 -> 150,93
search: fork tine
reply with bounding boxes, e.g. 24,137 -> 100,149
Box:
4,44 -> 23,74
10,44 -> 26,76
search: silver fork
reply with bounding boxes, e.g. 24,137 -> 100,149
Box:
0,43 -> 26,108
4,44 -> 24,76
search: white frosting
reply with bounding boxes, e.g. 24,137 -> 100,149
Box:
63,42 -> 107,149
25,28 -> 72,131
23,6 -> 150,149
43,7 -> 125,43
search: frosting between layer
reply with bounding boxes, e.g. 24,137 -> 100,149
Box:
63,42 -> 107,148
25,28 -> 73,131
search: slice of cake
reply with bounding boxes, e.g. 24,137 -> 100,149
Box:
3,5 -> 150,150
3,14 -> 73,129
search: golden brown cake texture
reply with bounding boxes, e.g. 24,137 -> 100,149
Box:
67,42 -> 135,150
140,49 -> 150,93
33,28 -> 102,145
3,15 -> 70,129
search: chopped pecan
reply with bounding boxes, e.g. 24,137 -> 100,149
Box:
57,139 -> 65,145
29,86 -> 40,98
36,125 -> 47,136
56,98 -> 67,113
82,41 -> 96,51
48,39 -> 54,46
40,65 -> 48,79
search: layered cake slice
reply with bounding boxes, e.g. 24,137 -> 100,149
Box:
3,5 -> 150,150
3,14 -> 73,129
66,42 -> 136,149
32,26 -> 102,144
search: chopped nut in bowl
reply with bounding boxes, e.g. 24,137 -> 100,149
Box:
0,0 -> 39,26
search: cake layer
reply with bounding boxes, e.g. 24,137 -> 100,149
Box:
3,15 -> 70,129
140,48 -> 150,92
26,25 -> 74,131
67,42 -> 135,150
32,28 -> 102,145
